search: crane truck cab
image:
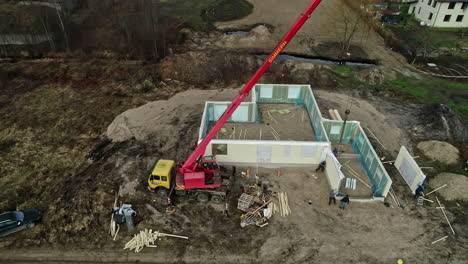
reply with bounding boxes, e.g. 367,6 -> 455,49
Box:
148,159 -> 175,197
147,157 -> 227,203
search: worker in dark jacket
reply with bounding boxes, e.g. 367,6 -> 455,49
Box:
339,195 -> 350,209
332,148 -> 339,157
328,190 -> 336,205
316,160 -> 326,172
414,185 -> 424,199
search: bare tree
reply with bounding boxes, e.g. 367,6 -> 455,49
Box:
38,5 -> 56,51
327,0 -> 376,54
55,0 -> 69,50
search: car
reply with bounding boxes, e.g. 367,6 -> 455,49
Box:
0,208 -> 42,238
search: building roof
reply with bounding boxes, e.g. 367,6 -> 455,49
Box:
383,8 -> 401,15
437,0 -> 468,2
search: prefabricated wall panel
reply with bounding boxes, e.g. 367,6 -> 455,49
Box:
206,140 -> 329,167
325,154 -> 341,191
322,120 -> 360,143
394,146 -> 426,194
199,102 -> 257,142
350,126 -> 392,197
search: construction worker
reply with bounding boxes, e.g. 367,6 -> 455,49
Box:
339,195 -> 350,209
316,160 -> 326,172
332,148 -> 338,157
328,190 -> 336,205
414,184 -> 424,199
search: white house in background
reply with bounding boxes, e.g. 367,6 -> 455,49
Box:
409,0 -> 468,28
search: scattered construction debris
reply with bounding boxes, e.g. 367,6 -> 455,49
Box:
345,178 -> 357,190
237,193 -> 255,211
435,196 -> 456,235
109,192 -> 120,239
343,164 -> 371,189
124,229 -> 188,253
426,184 -> 448,196
365,128 -> 387,150
328,109 -> 342,121
237,179 -> 293,227
431,236 -> 448,245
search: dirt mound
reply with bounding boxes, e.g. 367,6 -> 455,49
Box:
414,104 -> 468,143
107,88 -> 239,156
221,25 -> 276,50
429,173 -> 468,201
417,140 -> 460,165
356,67 -> 397,85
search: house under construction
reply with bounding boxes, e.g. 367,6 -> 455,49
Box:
198,84 -> 392,199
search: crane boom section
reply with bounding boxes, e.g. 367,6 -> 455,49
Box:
181,0 -> 324,172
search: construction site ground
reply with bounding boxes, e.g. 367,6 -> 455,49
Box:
1,0 -> 468,257
213,104 -> 314,141
333,143 -> 374,198
0,166 -> 456,264
1,58 -> 467,263
338,157 -> 374,198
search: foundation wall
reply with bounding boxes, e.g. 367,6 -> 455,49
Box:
254,84 -> 328,142
199,102 -> 257,142
205,140 -> 330,167
323,119 -> 392,197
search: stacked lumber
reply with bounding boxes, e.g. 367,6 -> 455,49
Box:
124,229 -> 188,253
277,192 -> 291,216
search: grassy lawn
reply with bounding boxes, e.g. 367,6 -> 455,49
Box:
331,66 -> 468,121
161,0 -> 253,30
386,75 -> 468,120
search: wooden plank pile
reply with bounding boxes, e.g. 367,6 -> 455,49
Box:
240,200 -> 271,227
276,192 -> 291,217
238,182 -> 292,227
124,229 -> 188,253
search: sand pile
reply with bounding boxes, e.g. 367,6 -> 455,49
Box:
417,140 -> 460,165
428,173 -> 468,201
107,89 -> 238,156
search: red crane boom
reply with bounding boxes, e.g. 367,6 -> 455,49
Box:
179,0 -> 324,174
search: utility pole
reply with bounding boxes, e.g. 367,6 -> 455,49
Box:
339,109 -> 351,144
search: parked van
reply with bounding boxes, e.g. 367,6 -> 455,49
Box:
0,208 -> 42,237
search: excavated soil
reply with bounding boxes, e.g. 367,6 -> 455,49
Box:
428,173 -> 468,201
417,141 -> 461,166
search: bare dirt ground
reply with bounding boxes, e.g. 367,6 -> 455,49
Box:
2,166 -> 467,264
1,4 -> 467,258
214,0 -> 409,69
212,104 -> 314,141
1,54 -> 467,263
314,89 -> 411,157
